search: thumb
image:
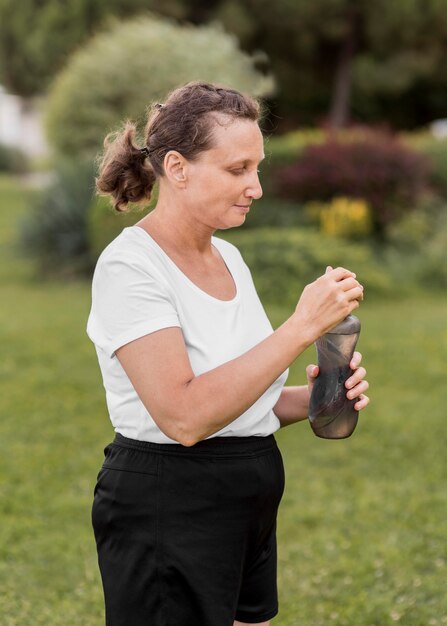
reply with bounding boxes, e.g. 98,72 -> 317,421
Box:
306,364 -> 319,382
326,265 -> 333,274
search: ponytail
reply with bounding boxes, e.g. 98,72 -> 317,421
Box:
96,122 -> 156,212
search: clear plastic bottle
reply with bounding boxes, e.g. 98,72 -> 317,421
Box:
308,314 -> 361,439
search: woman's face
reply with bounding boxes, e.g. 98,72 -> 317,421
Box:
182,117 -> 265,230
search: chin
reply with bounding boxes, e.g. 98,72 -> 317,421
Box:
221,216 -> 246,230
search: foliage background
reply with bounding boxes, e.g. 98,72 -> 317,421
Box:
3,0 -> 447,127
45,14 -> 274,159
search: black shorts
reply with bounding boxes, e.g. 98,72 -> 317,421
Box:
92,432 -> 285,626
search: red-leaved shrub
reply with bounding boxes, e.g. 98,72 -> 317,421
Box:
275,134 -> 431,235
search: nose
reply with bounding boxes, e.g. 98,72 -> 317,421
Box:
245,171 -> 263,200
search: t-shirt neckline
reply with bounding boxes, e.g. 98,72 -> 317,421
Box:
128,226 -> 240,305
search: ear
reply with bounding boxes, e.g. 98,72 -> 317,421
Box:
164,151 -> 187,188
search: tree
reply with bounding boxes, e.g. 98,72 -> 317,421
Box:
45,14 -> 274,158
3,0 -> 447,128
182,0 -> 447,129
0,0 -> 186,97
220,0 -> 447,129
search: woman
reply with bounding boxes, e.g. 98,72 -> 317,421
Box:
87,81 -> 369,626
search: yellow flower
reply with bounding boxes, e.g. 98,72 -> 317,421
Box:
317,197 -> 372,237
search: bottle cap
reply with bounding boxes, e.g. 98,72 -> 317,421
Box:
326,314 -> 361,335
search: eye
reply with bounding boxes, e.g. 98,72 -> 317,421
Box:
229,166 -> 262,176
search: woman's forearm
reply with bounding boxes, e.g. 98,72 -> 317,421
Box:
273,385 -> 310,427
179,316 -> 312,444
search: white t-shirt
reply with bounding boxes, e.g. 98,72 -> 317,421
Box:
86,226 -> 289,443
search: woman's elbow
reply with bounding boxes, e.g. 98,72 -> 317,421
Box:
151,406 -> 202,447
147,383 -> 214,447
167,424 -> 202,447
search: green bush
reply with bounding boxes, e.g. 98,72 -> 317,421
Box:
87,194 -> 153,260
260,129 -> 327,196
386,201 -> 447,289
242,197 -> 311,229
45,14 -> 274,159
273,133 -> 431,237
263,126 -> 396,172
264,129 -> 326,168
387,207 -> 435,252
20,161 -> 96,276
0,143 -> 29,174
401,131 -> 447,197
418,211 -> 447,287
220,227 -> 393,308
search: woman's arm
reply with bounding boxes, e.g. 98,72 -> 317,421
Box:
116,267 -> 364,446
273,385 -> 310,428
273,386 -> 310,427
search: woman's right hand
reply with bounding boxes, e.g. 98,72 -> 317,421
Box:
293,266 -> 364,344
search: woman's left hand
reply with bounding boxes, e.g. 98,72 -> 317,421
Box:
306,351 -> 370,411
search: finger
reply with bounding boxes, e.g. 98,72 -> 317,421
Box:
328,266 -> 357,281
346,380 -> 369,400
306,364 -> 319,380
339,277 -> 363,292
354,394 -> 370,411
325,265 -> 333,274
350,351 -> 362,369
346,366 -> 366,388
345,285 -> 364,302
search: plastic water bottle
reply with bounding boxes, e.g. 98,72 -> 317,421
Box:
308,314 -> 361,439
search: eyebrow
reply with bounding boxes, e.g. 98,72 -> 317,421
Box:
228,155 -> 265,167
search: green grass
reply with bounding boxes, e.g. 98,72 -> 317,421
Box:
273,297 -> 447,625
1,175 -> 447,625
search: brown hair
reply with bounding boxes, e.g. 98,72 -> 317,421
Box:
96,81 -> 261,212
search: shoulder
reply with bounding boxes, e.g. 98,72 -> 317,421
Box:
97,226 -> 144,261
90,227 -> 176,313
94,226 -> 159,280
91,227 -> 175,303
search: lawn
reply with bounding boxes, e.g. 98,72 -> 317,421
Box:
1,176 -> 446,625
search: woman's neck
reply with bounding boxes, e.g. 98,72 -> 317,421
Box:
137,198 -> 215,258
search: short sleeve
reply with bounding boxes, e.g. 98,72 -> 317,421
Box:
86,251 -> 180,358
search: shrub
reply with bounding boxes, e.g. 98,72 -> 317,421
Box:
401,132 -> 447,197
220,227 -> 393,308
20,161 -> 96,276
241,197 -> 310,229
387,208 -> 434,252
264,129 -> 326,168
264,126 -> 399,176
418,211 -> 447,288
260,129 -> 326,197
309,197 -> 373,238
386,200 -> 447,289
0,143 -> 29,174
274,133 -> 431,237
87,194 -> 153,260
45,14 -> 274,159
